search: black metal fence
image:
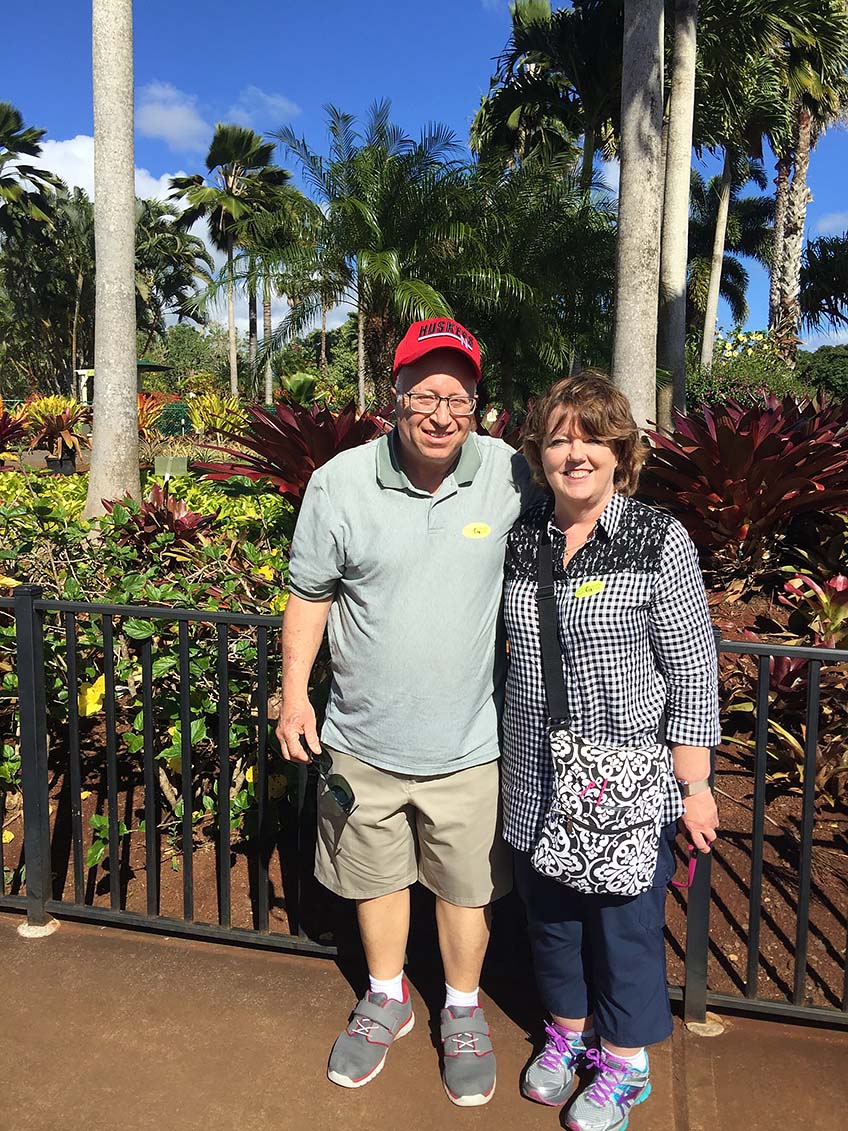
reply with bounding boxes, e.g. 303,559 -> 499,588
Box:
1,587 -> 847,1027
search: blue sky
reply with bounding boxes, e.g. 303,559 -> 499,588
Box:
6,0 -> 847,346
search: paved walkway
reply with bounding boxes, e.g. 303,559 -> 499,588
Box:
1,913 -> 846,1130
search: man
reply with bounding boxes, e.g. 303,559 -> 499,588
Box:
277,318 -> 535,1107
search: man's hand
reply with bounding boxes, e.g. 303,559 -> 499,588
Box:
276,696 -> 321,763
681,789 -> 719,853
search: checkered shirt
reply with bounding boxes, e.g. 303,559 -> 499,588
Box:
502,492 -> 720,853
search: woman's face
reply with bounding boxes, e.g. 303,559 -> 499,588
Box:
541,411 -> 618,515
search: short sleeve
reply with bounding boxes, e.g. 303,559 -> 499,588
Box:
287,471 -> 345,600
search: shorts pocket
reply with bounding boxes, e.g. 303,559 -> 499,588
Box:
637,882 -> 668,930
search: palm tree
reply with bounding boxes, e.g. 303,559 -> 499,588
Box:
169,125 -> 292,395
134,198 -> 214,353
657,0 -> 699,427
771,5 -> 848,359
612,0 -> 664,429
274,101 -> 465,406
800,232 -> 848,332
0,102 -> 58,236
695,52 -> 784,369
471,0 -> 622,188
686,166 -> 773,332
84,0 -> 140,517
451,157 -> 616,410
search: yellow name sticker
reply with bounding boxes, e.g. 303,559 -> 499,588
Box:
463,522 -> 492,540
574,579 -> 605,599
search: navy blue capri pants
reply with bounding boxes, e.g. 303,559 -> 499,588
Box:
514,822 -> 677,1049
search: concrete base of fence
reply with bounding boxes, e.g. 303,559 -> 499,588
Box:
17,917 -> 60,939
685,1011 -> 726,1037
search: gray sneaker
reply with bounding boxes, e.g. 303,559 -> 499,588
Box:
566,1047 -> 652,1131
522,1022 -> 588,1106
327,987 -> 415,1088
440,1005 -> 497,1107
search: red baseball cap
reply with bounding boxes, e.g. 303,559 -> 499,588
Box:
392,318 -> 482,384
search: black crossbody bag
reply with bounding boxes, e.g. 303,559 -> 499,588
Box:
530,523 -> 669,896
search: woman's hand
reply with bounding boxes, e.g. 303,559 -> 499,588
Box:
681,789 -> 719,853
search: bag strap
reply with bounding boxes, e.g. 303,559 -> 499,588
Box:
536,522 -> 570,721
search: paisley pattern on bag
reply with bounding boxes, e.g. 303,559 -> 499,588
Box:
531,728 -> 670,896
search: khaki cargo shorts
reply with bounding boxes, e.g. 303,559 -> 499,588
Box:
315,747 -> 512,907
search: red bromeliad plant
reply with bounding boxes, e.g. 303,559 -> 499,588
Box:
640,396 -> 848,583
102,482 -> 219,550
196,400 -> 386,507
0,409 -> 27,451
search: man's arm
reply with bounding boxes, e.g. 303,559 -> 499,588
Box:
276,593 -> 333,763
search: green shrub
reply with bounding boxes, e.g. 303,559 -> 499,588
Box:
795,344 -> 848,400
687,328 -> 814,406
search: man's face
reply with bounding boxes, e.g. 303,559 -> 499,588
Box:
393,350 -> 477,476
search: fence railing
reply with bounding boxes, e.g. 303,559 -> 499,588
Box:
1,588 -> 847,1026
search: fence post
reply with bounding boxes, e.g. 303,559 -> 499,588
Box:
682,627 -> 720,1022
14,584 -> 56,934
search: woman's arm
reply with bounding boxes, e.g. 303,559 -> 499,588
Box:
671,743 -> 719,853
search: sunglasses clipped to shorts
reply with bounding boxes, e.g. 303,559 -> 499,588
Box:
309,744 -> 356,815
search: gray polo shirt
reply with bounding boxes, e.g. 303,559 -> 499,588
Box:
288,430 -> 536,774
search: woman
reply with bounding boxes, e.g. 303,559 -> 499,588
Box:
502,372 -> 720,1131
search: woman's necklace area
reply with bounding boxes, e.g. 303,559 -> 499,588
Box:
562,522 -> 596,566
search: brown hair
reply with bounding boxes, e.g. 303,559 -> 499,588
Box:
522,369 -> 648,496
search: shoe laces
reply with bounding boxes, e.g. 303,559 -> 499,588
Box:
584,1047 -> 631,1106
351,1015 -> 378,1038
538,1022 -> 583,1072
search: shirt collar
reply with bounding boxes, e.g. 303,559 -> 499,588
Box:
376,429 -> 482,492
545,491 -> 627,541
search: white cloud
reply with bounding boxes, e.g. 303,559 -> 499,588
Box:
37,135 -> 187,201
226,86 -> 301,131
137,81 -> 211,153
816,211 -> 848,236
801,327 -> 848,349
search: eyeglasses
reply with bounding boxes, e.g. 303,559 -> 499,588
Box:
399,392 -> 478,417
312,747 -> 356,815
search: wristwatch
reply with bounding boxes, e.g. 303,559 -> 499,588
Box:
676,778 -> 710,798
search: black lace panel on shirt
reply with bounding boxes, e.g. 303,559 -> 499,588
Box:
504,497 -> 673,580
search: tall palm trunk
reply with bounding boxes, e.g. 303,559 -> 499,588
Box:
768,153 -> 791,329
357,269 -> 366,413
320,305 -> 328,378
227,235 -> 238,395
71,269 -> 83,381
263,279 -> 273,405
699,149 -> 733,371
580,124 -> 596,191
657,0 -> 698,430
776,106 -> 812,365
84,0 -> 140,517
612,0 -> 665,429
248,289 -> 258,395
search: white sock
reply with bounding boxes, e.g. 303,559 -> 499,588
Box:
554,1022 -> 594,1044
445,982 -> 479,1009
604,1045 -> 648,1071
369,971 -> 405,1002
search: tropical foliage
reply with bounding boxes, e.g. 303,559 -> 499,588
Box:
197,400 -> 387,507
641,396 -> 848,583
